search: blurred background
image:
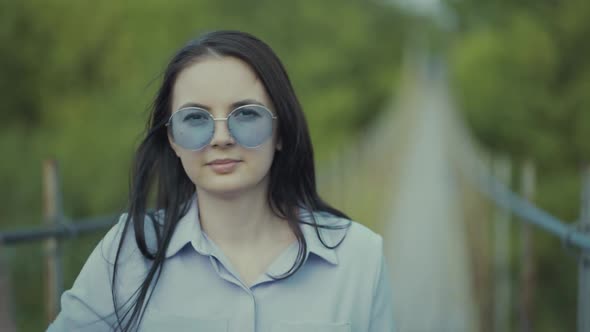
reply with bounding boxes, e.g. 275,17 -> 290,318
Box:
1,0 -> 589,331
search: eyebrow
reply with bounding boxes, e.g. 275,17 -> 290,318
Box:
178,99 -> 266,110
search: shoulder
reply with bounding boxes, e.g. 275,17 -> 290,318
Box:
310,212 -> 386,295
340,220 -> 384,264
99,212 -> 162,265
312,212 -> 384,263
52,213 -> 159,329
345,220 -> 384,250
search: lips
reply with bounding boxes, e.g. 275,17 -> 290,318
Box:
206,159 -> 242,174
206,159 -> 241,165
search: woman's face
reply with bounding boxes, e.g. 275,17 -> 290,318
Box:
169,56 -> 280,197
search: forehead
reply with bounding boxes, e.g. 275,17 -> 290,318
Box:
171,56 -> 271,112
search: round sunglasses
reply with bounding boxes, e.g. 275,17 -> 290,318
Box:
166,104 -> 277,151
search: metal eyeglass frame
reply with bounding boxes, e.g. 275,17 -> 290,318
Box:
165,104 -> 278,151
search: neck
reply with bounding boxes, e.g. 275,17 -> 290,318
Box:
195,180 -> 289,249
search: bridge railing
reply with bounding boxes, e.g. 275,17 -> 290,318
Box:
0,160 -> 117,330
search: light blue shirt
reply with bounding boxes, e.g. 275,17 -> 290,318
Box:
47,199 -> 395,331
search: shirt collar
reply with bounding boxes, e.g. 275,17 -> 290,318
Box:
164,198 -> 347,266
164,197 -> 204,258
299,209 -> 349,265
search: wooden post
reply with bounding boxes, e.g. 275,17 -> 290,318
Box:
478,150 -> 494,332
43,159 -> 64,324
578,165 -> 590,332
519,160 -> 536,332
493,157 -> 512,332
0,252 -> 16,332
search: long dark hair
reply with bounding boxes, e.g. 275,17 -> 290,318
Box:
111,30 -> 350,331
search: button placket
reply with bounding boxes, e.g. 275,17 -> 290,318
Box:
226,290 -> 256,332
251,293 -> 258,332
208,254 -> 246,290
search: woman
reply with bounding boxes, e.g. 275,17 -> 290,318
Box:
47,30 -> 394,332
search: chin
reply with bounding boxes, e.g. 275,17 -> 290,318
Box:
197,177 -> 261,197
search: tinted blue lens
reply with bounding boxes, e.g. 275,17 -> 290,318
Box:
228,105 -> 274,148
169,108 -> 213,150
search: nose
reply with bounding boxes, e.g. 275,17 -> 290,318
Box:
209,119 -> 235,148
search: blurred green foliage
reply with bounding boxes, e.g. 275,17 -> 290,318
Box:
4,0 -> 587,330
0,0 -> 405,330
447,0 -> 590,331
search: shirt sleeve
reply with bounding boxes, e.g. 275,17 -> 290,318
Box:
46,215 -> 131,332
368,242 -> 396,332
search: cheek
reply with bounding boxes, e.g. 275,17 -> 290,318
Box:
254,138 -> 277,167
233,144 -> 276,183
251,148 -> 275,177
176,151 -> 204,181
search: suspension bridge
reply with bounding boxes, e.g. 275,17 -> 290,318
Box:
1,55 -> 590,332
